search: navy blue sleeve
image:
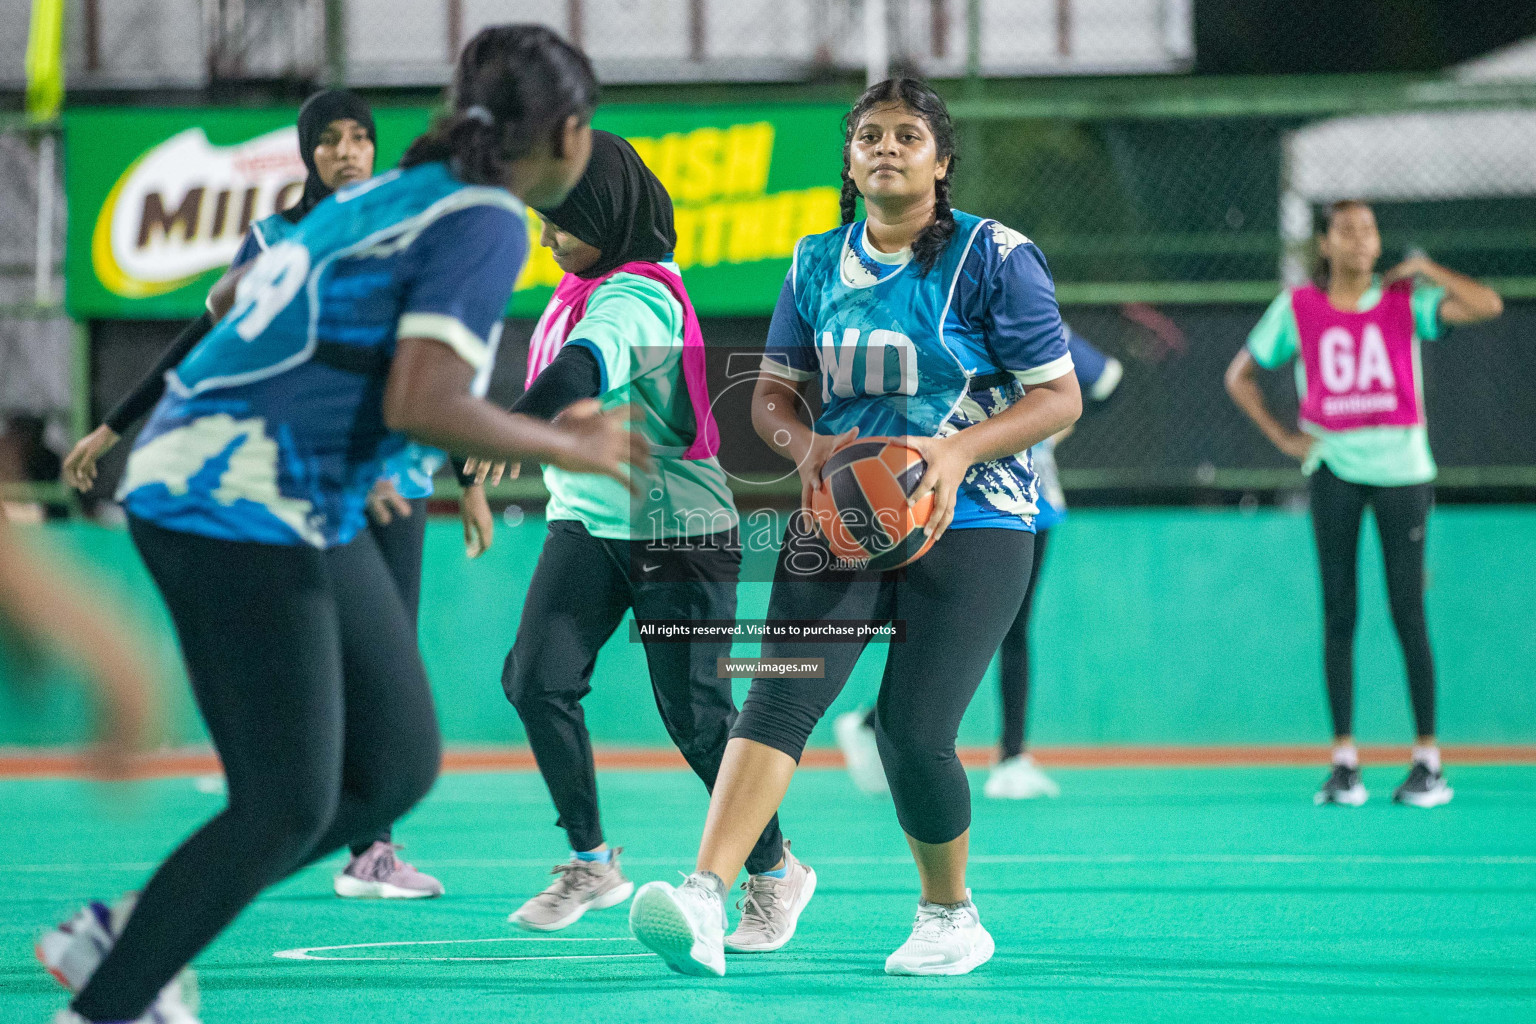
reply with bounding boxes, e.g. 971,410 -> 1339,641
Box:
230,227 -> 263,270
761,274 -> 817,382
980,230 -> 1072,384
398,204 -> 529,371
1066,326 -> 1108,388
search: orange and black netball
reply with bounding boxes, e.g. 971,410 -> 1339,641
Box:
809,436 -> 937,571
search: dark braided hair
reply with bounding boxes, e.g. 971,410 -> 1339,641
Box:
402,25 -> 598,185
840,78 -> 958,277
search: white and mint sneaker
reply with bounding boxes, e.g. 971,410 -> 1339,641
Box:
983,754 -> 1061,800
834,710 -> 888,795
630,873 -> 727,976
884,891 -> 995,976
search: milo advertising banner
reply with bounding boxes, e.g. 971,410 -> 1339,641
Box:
63,104 -> 846,319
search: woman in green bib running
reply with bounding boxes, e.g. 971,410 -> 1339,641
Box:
490,131 -> 796,942
1225,199 -> 1501,808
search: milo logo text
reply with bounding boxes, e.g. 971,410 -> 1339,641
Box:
92,127 -> 305,298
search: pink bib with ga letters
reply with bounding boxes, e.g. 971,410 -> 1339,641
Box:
1291,281 -> 1423,432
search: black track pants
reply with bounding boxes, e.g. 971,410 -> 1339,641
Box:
348,495 -> 428,855
503,520 -> 784,874
996,527 -> 1050,759
1310,463 -> 1437,739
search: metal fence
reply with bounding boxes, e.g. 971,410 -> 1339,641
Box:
948,77 -> 1536,302
0,0 -> 1192,89
0,120 -> 73,507
939,76 -> 1536,491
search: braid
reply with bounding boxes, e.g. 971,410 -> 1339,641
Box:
911,167 -> 956,276
840,77 -> 959,274
839,164 -> 859,225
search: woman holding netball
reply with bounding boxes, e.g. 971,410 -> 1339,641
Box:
1225,199 -> 1501,809
629,78 -> 1081,977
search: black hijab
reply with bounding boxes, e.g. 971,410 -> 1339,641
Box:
534,130 -> 675,279
281,89 -> 376,223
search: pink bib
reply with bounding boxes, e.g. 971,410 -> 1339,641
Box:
525,262 -> 719,461
1292,281 -> 1423,432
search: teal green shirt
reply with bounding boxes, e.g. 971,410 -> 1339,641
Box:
1246,279 -> 1447,486
543,264 -> 738,540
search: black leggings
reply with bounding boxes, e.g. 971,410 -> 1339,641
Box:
996,527 -> 1050,759
503,520 -> 784,875
734,519 -> 1034,846
863,527 -> 1050,759
348,496 -> 428,855
1310,463 -> 1437,739
74,519 -> 441,1023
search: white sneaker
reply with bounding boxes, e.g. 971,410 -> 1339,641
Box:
983,755 -> 1061,800
36,896 -> 199,1013
37,900 -> 120,992
834,710 -> 888,794
629,874 -> 727,976
884,891 -> 995,976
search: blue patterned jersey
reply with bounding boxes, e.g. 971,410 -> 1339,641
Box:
231,212 -> 301,270
234,211 -> 451,502
1030,325 -> 1121,532
762,213 -> 1072,531
118,162 -> 528,547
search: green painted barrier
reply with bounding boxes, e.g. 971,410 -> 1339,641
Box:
4,508 -> 1533,748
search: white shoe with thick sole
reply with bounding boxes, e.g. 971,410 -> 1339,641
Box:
629,875 -> 727,977
884,891 -> 995,977
983,755 -> 1061,800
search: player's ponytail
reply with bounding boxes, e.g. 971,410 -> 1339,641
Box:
402,24 -> 598,185
841,77 -> 958,277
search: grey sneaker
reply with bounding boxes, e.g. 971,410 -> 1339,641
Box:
510,849 -> 635,931
334,842 -> 445,899
724,843 -> 817,953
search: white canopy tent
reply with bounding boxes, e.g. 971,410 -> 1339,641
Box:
1279,37 -> 1536,284
1279,108 -> 1536,284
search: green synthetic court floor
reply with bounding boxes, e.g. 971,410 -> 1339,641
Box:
5,765 -> 1536,1023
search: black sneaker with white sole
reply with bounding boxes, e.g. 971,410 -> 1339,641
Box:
1393,762 -> 1453,808
1314,764 -> 1368,806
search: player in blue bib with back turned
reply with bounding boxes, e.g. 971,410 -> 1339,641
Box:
629,78 -> 1082,979
36,27 -> 652,1024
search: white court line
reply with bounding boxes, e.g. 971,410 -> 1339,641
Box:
419,853 -> 1536,868
274,935 -> 652,963
8,853 -> 1536,873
